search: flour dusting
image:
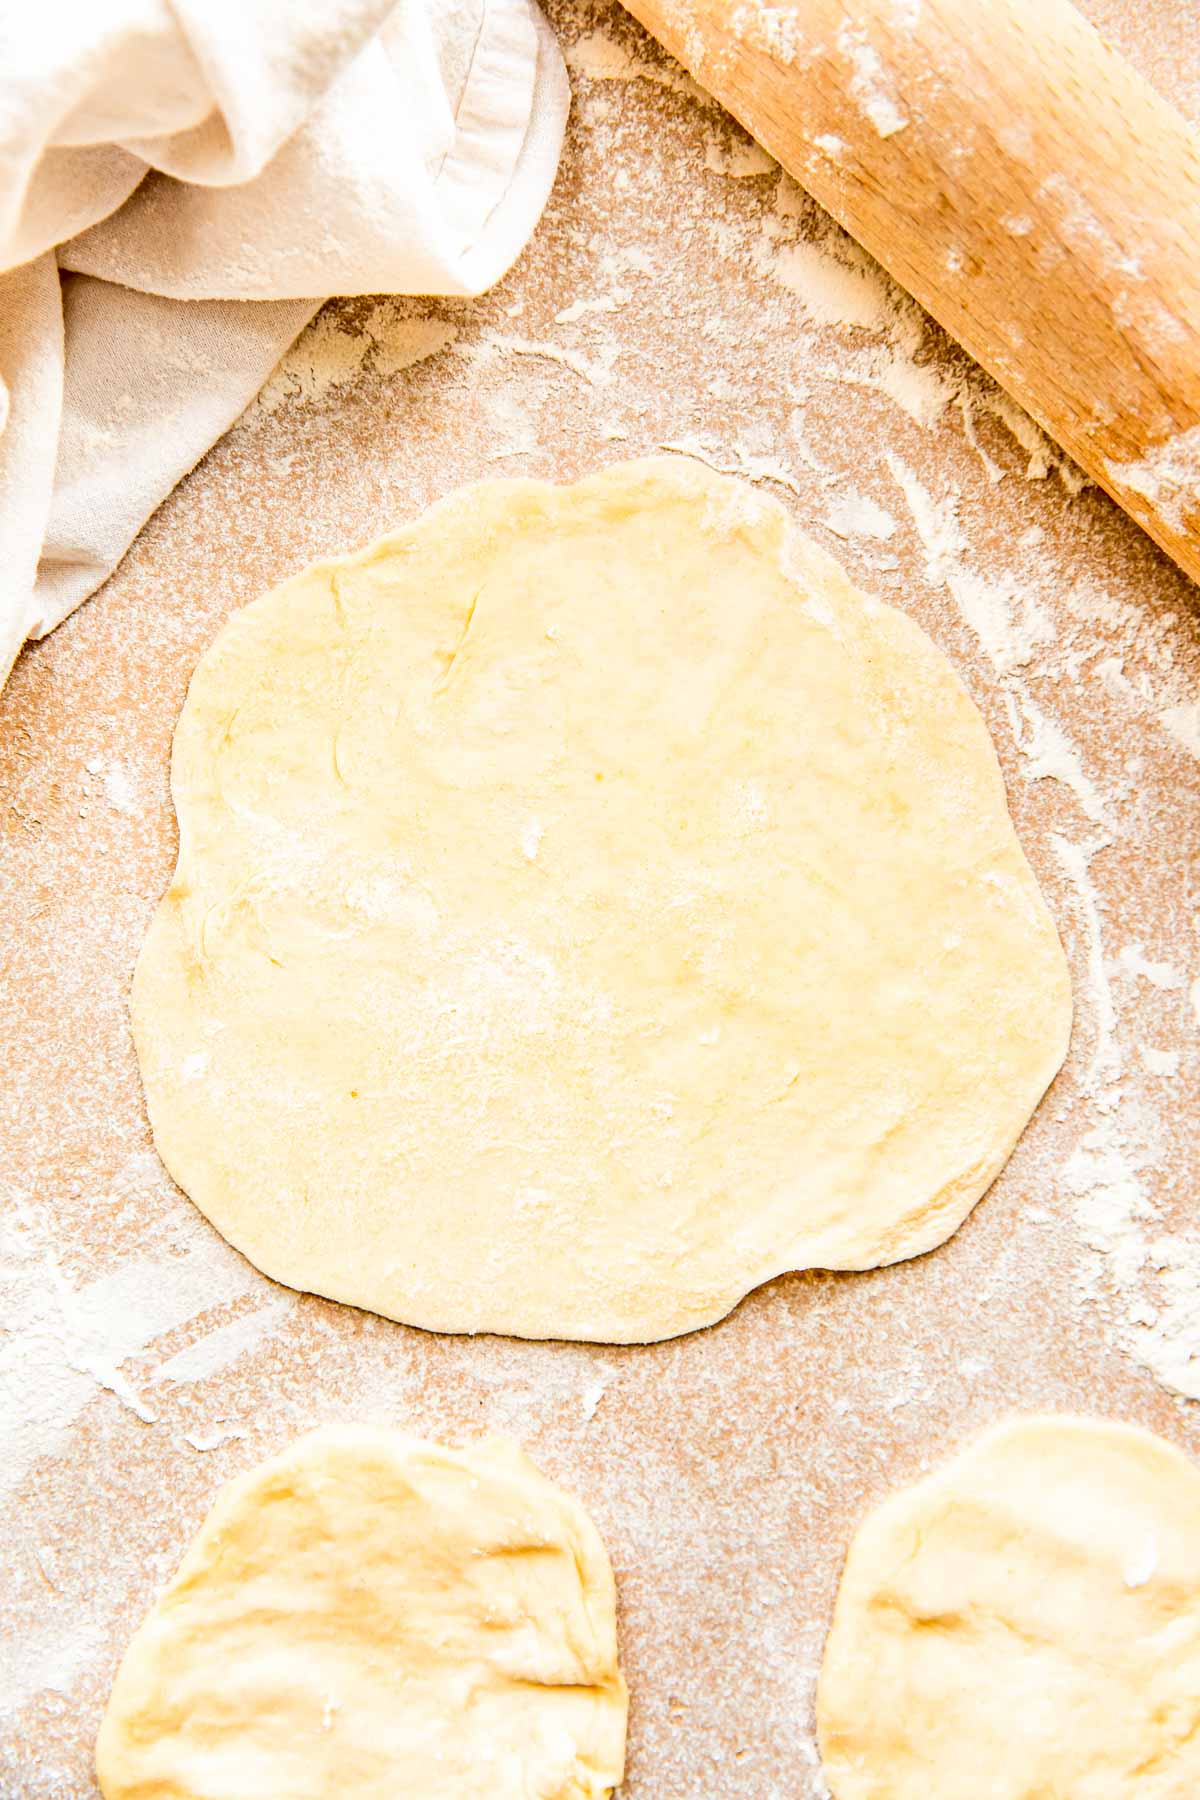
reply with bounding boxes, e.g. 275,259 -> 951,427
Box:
836,24 -> 908,137
4,3 -> 1200,1789
1107,425 -> 1200,536
1159,698 -> 1200,760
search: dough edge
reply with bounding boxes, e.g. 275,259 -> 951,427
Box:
815,1412 -> 1200,1798
96,1425 -> 628,1800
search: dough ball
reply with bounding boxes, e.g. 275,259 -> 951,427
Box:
817,1415 -> 1200,1798
96,1428 -> 626,1800
132,456 -> 1070,1342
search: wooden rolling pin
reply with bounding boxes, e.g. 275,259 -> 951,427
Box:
620,0 -> 1200,585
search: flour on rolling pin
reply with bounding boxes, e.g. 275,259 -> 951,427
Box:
620,0 -> 1200,584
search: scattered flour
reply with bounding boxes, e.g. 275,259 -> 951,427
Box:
886,452 -> 1057,677
256,306 -> 458,413
1107,425 -> 1200,536
0,1604 -> 104,1724
483,387 -> 540,460
563,28 -> 707,102
703,134 -> 777,179
473,332 -> 619,387
1159,698 -> 1200,760
0,1183 -> 273,1505
156,1297 -> 294,1385
1011,693 -> 1110,827
729,3 -> 802,65
366,311 -> 459,380
555,294 -> 622,324
822,491 -> 897,542
882,427 -> 1198,1399
771,240 -> 891,333
659,435 -> 811,501
836,24 -> 908,138
1117,944 -> 1184,991
257,309 -> 369,413
104,762 -> 139,816
183,1424 -> 249,1453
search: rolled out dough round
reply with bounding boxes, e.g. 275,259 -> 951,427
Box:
132,456 -> 1071,1342
817,1415 -> 1200,1798
96,1428 -> 627,1800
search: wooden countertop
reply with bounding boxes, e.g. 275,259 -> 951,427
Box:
2,1 -> 1198,1792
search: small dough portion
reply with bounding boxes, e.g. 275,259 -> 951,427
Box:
96,1428 -> 627,1800
132,456 -> 1070,1342
817,1415 -> 1200,1799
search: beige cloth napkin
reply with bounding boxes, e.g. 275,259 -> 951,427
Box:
0,0 -> 569,689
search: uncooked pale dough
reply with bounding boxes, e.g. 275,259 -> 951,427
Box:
96,1428 -> 626,1800
132,456 -> 1071,1342
817,1415 -> 1200,1799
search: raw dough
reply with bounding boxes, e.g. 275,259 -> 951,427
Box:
132,456 -> 1071,1342
817,1415 -> 1200,1798
96,1428 -> 626,1800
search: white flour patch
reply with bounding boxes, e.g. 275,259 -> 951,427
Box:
702,134 -> 776,179
1159,699 -> 1200,760
0,1194 -> 267,1505
0,1605 -> 104,1724
730,3 -> 801,65
555,295 -> 621,324
183,1423 -> 249,1453
836,24 -> 908,137
257,309 -> 368,414
472,332 -> 619,388
822,492 -> 897,542
255,307 -> 457,414
1107,425 -> 1200,536
104,762 -> 139,815
977,388 -> 1085,489
156,1296 -> 294,1386
1052,834 -> 1120,1089
1051,833 -> 1200,1399
564,29 -> 707,102
1011,692 -> 1110,827
365,310 -> 458,379
483,387 -> 540,460
1117,945 -> 1184,991
581,1379 -> 606,1421
660,436 -> 813,501
886,453 -> 1055,676
874,351 -> 954,429
771,240 -> 891,333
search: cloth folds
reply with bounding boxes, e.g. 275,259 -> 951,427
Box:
0,0 -> 569,688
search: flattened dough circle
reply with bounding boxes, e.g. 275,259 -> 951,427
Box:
132,456 -> 1071,1342
817,1415 -> 1200,1799
97,1428 -> 627,1800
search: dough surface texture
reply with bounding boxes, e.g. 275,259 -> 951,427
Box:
132,455 -> 1070,1341
96,1427 -> 626,1800
817,1415 -> 1200,1799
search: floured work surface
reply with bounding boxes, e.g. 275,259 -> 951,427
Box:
2,1 -> 1198,1792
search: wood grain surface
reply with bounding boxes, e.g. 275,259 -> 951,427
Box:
2,1 -> 1199,1796
621,0 -> 1200,584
